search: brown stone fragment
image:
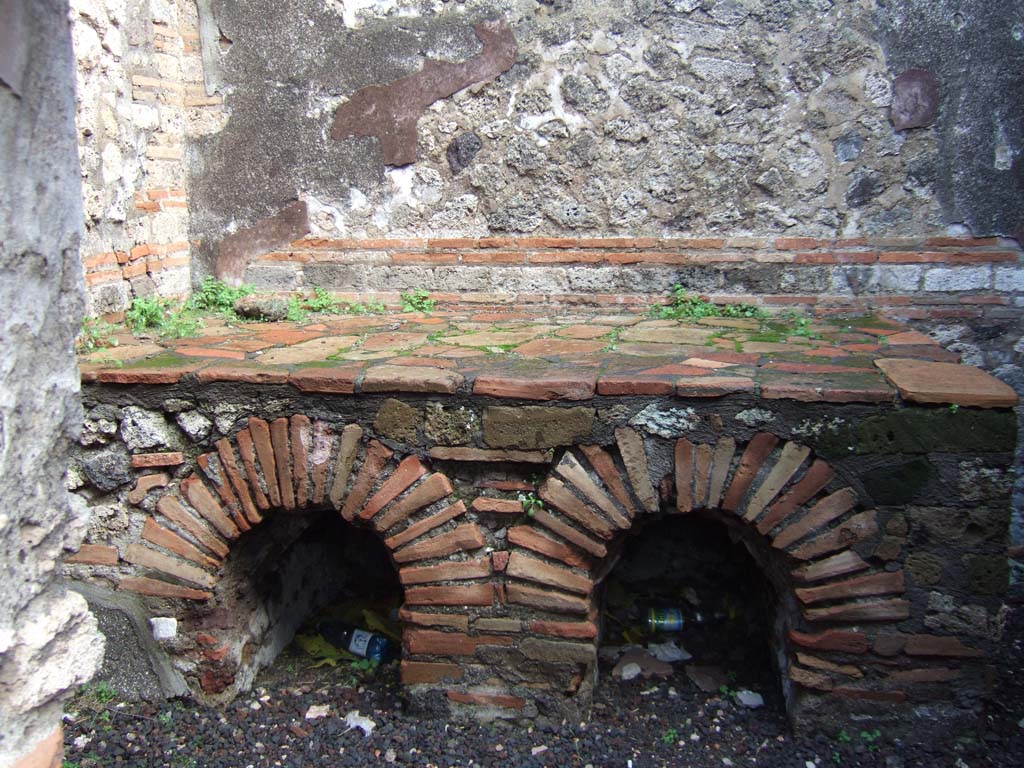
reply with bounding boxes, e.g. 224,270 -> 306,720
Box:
399,559 -> 491,585
360,455 -> 428,521
131,452 -> 184,468
796,570 -> 905,604
791,550 -> 869,583
789,629 -> 869,654
248,417 -> 281,507
506,551 -> 592,595
758,459 -> 835,534
721,433 -> 779,512
235,429 -> 270,511
674,438 -> 694,513
491,551 -> 509,571
393,523 -> 486,563
507,526 -> 589,568
329,424 -> 365,509
404,628 -> 512,656
789,510 -> 878,561
142,517 -> 220,569
540,477 -> 615,539
473,372 -> 596,401
447,691 -> 525,709
428,446 -> 552,463
474,617 -> 522,633
340,439 -> 393,521
401,660 -> 464,684
216,200 -> 309,283
789,666 -> 834,691
398,608 -> 470,631
875,358 -> 1018,408
471,497 -> 523,515
530,508 -> 607,558
386,500 -> 466,550
615,427 -> 658,513
521,637 -> 596,663
119,576 -> 212,601
363,365 -> 463,394
270,418 -> 296,510
310,421 -> 335,505
554,452 -> 630,528
706,437 -> 736,509
743,442 -> 811,521
773,488 -> 858,549
693,443 -> 713,509
796,652 -> 863,679
506,583 -> 590,615
404,583 -> 494,606
376,473 -> 454,532
156,495 -> 229,559
66,543 -> 119,566
290,415 -> 312,508
128,473 -> 171,505
182,476 -> 240,540
580,444 -> 637,516
530,620 -> 598,639
873,634 -> 907,657
887,667 -> 961,684
124,543 -> 216,589
803,598 -> 911,623
905,635 -> 984,658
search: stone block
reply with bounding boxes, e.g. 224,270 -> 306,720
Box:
483,406 -> 594,449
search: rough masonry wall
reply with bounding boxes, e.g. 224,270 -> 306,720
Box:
0,2 -> 103,765
74,0 -> 224,317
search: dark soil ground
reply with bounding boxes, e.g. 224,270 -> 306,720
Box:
62,603 -> 1024,768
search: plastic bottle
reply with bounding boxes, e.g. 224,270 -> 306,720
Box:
318,621 -> 393,663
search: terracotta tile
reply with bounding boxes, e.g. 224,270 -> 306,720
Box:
270,417 -> 296,510
773,488 -> 858,549
362,364 -> 463,394
615,427 -> 658,513
795,570 -> 905,605
789,510 -> 878,561
530,508 -> 607,558
392,523 -> 487,564
539,477 -> 615,539
676,376 -> 755,397
247,418 -> 281,507
554,453 -> 630,528
875,358 -> 1018,408
758,459 -> 835,535
216,438 -> 261,524
473,372 -> 596,400
235,428 -> 270,510
196,364 -> 289,384
515,338 -> 607,357
742,442 -> 812,521
596,374 -> 675,396
428,447 -> 552,463
556,324 -> 614,339
721,433 -> 779,512
360,455 -> 429,521
692,443 -> 713,509
338,436 -> 389,520
579,445 -> 637,517
674,438 -> 694,513
385,500 -> 466,550
758,370 -> 894,403
289,364 -> 364,394
706,437 -> 736,509
791,550 -> 869,583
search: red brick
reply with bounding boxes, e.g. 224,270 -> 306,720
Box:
400,559 -> 491,585
471,497 -> 524,515
776,237 -> 823,250
795,570 -> 905,604
579,445 -> 637,517
196,365 -> 289,384
757,459 -> 835,534
527,250 -> 604,264
597,375 -> 675,396
790,550 -> 869,583
289,365 -> 363,394
447,691 -> 526,709
175,346 -> 247,361
462,251 -> 524,264
507,526 -> 589,568
660,237 -> 726,249
904,635 -> 984,658
803,598 -> 911,623
506,583 -> 590,615
772,487 -> 858,549
400,660 -> 464,684
875,358 -> 1018,408
692,443 -> 713,509
553,453 -> 630,528
247,418 -> 281,507
405,629 -> 511,655
790,510 -> 878,560
491,551 -> 510,571
531,508 -> 607,558
235,429 -> 270,511
197,454 -> 248,532
539,478 -> 615,539
721,433 -> 779,512
65,543 -> 119,566
340,440 -> 394,521
788,629 -> 869,654
270,418 -> 296,510
127,472 -> 171,504
362,365 -> 463,394
385,500 -> 466,550
518,237 -> 579,249
674,438 -> 694,513
530,620 -> 598,639
398,609 -> 470,631
290,415 -> 312,507
473,372 -> 596,401
404,583 -> 494,606
360,455 -> 428,521
675,376 -> 755,397
615,427 -> 658,513
182,475 -> 241,540
428,237 -> 478,249
428,447 -> 552,463
124,543 -> 216,589
506,551 -> 592,595
392,523 -> 486,563
375,473 -> 454,532
924,236 -> 1000,247
142,517 -> 220,569
119,576 -> 212,601
156,495 -> 229,559
131,452 -> 185,468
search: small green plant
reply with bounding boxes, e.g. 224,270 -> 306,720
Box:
518,492 -> 545,517
859,728 -> 882,752
601,326 -> 623,352
77,317 -> 119,353
91,682 -> 117,704
837,729 -> 852,744
400,289 -> 436,312
185,277 -> 254,316
718,683 -> 738,698
949,403 -> 960,414
651,285 -> 764,321
286,295 -> 309,322
126,296 -> 203,338
661,727 -> 679,745
157,709 -> 174,727
306,286 -> 342,314
780,310 -> 822,340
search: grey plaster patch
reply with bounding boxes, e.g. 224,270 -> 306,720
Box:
629,404 -> 700,438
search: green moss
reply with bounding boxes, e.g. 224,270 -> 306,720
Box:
965,555 -> 1009,595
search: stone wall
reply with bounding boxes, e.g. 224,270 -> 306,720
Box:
66,383 -> 1016,738
74,0 -> 224,317
0,2 -> 103,765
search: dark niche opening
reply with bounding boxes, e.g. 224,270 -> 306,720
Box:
597,512 -> 791,719
217,506 -> 403,691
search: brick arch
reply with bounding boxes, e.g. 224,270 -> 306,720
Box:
508,428 -> 908,710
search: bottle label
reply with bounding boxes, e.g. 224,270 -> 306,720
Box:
348,629 -> 372,657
